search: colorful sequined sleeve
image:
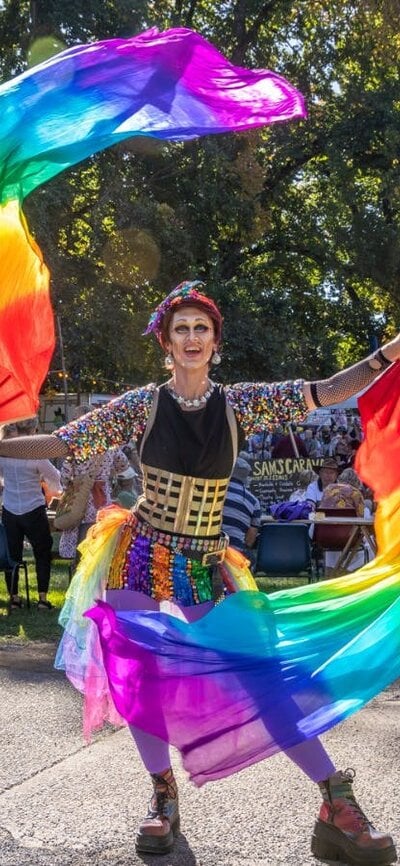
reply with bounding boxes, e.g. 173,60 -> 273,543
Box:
224,380 -> 308,438
54,385 -> 156,463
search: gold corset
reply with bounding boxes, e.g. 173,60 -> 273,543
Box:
136,463 -> 230,536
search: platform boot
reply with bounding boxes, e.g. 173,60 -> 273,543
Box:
135,767 -> 180,854
311,768 -> 397,865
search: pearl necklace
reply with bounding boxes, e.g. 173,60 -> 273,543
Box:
168,380 -> 216,409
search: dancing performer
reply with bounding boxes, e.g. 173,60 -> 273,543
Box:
1,281 -> 399,865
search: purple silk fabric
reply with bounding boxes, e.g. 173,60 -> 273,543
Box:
86,598 -> 329,787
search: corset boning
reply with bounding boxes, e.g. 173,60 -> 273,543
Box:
135,463 -> 230,537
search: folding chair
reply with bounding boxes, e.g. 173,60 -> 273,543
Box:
0,524 -> 30,608
313,507 -> 361,577
255,522 -> 313,581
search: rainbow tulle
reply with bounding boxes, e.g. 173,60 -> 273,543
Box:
55,505 -> 129,738
55,508 -> 258,740
4,24 -> 400,786
82,366 -> 400,785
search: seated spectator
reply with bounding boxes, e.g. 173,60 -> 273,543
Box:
0,417 -> 61,610
348,414 -> 362,442
113,466 -> 139,509
289,469 -> 318,502
319,468 -> 365,517
318,425 -> 333,457
305,457 -> 339,509
348,438 -> 361,467
222,456 -> 261,568
319,467 -> 369,577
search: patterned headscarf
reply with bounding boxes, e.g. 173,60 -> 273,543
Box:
144,281 -> 223,347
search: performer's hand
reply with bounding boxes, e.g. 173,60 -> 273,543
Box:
381,333 -> 400,363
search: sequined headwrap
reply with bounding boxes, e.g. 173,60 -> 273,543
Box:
144,281 -> 223,348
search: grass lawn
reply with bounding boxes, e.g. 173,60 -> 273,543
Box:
0,555 -> 71,643
0,553 -> 310,644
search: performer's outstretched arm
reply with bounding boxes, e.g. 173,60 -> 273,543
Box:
0,384 -> 156,459
303,334 -> 400,409
0,433 -> 68,458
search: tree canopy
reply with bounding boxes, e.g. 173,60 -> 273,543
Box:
1,0 -> 399,392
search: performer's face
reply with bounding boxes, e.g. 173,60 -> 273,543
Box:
166,305 -> 216,371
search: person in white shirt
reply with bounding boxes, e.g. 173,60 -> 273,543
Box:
305,457 -> 339,508
0,417 -> 61,610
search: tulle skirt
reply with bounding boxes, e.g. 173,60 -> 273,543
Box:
55,504 -> 257,739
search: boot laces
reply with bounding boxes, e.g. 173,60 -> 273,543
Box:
151,772 -> 177,814
339,768 -> 372,832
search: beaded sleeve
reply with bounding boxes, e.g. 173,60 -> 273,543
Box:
54,385 -> 156,463
224,380 -> 308,438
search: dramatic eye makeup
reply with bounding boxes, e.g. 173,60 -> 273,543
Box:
173,322 -> 211,334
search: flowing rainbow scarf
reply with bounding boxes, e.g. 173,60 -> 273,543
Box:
84,366 -> 400,785
0,26 -> 305,422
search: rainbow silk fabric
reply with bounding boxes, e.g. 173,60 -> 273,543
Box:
0,27 -> 305,421
84,365 -> 400,785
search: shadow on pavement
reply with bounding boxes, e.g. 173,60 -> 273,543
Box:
137,832 -> 197,865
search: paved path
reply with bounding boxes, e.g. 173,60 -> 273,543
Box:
0,643 -> 399,866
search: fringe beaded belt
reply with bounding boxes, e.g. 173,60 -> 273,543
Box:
129,512 -> 228,566
108,512 -> 228,604
136,463 -> 230,537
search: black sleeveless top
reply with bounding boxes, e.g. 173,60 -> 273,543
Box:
139,384 -> 245,479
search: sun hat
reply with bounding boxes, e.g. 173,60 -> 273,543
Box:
319,457 -> 339,471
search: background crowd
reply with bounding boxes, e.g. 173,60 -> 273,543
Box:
247,409 -> 363,468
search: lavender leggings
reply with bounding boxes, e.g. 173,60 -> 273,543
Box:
107,590 -> 336,784
129,726 -> 335,783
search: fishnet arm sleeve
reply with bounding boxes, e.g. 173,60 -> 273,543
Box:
0,434 -> 68,458
308,352 -> 393,408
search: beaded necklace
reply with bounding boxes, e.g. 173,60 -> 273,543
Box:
168,380 -> 216,409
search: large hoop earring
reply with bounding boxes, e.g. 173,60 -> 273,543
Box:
164,353 -> 174,370
211,350 -> 221,366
